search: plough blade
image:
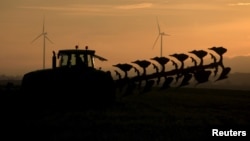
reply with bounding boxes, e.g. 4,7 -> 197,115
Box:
113,47 -> 231,95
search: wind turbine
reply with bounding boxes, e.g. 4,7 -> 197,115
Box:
31,17 -> 53,69
152,17 -> 170,57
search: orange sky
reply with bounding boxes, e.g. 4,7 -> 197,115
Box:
1,0 -> 250,76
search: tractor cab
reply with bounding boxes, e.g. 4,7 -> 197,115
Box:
21,45 -> 115,108
52,46 -> 107,69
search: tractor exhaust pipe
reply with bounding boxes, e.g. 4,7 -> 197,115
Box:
52,51 -> 56,69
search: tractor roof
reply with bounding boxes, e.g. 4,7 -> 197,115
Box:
58,49 -> 108,61
58,49 -> 95,55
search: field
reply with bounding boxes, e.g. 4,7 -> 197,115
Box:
1,86 -> 250,140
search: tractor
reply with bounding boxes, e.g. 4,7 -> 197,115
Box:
21,46 -> 116,108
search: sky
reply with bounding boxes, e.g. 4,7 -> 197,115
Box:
1,0 -> 250,76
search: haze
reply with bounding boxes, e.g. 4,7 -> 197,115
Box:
1,0 -> 250,76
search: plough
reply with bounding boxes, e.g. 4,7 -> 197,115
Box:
113,46 -> 231,96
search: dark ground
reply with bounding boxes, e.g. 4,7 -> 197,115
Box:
0,86 -> 250,141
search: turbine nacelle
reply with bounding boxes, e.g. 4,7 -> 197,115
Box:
160,32 -> 170,36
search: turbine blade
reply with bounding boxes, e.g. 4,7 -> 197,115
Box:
156,17 -> 161,34
43,16 -> 45,33
152,35 -> 160,49
31,33 -> 43,43
45,36 -> 53,44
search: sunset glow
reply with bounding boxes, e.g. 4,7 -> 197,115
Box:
1,0 -> 250,76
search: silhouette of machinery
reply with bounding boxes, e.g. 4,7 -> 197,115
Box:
21,45 -> 231,102
111,46 -> 230,96
21,46 -> 115,108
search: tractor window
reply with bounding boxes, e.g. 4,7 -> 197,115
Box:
87,54 -> 94,68
59,54 -> 69,67
59,52 -> 94,68
72,54 -> 84,66
59,54 -> 85,67
92,57 -> 95,67
71,54 -> 77,66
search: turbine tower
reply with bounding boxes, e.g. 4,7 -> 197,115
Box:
152,17 -> 170,57
31,16 -> 53,69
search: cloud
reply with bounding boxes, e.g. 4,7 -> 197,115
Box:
18,2 -> 225,17
19,3 -> 154,16
115,3 -> 153,10
19,3 -> 153,12
19,5 -> 108,12
228,3 -> 250,6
